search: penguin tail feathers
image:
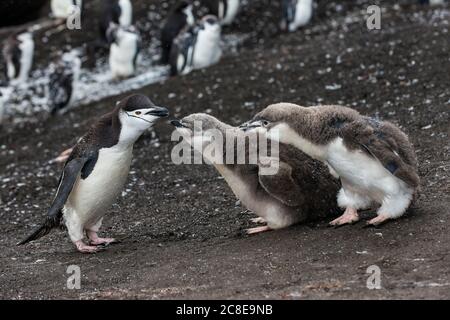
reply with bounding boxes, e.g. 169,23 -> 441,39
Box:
17,215 -> 60,246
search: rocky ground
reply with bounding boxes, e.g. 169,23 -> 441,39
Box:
0,0 -> 449,299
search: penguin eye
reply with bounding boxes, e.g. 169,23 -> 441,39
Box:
135,111 -> 142,115
262,120 -> 269,127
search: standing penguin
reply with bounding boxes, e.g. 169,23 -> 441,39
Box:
160,0 -> 195,64
2,31 -> 34,85
99,0 -> 133,43
48,51 -> 81,115
169,15 -> 222,76
107,24 -> 141,79
0,87 -> 12,125
281,0 -> 313,32
18,94 -> 169,253
171,114 -> 340,234
203,0 -> 240,26
245,103 -> 420,227
51,0 -> 83,19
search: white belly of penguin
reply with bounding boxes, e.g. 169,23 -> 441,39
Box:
109,36 -> 137,77
327,138 -> 408,202
222,0 -> 240,25
192,33 -> 222,70
65,146 -> 133,226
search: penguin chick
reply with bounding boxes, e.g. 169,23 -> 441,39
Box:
203,0 -> 240,26
281,0 -> 313,32
107,24 -> 141,79
2,31 -> 34,85
169,15 -> 222,76
160,0 -> 195,65
171,113 -> 340,234
18,94 -> 169,253
245,103 -> 420,227
48,51 -> 81,115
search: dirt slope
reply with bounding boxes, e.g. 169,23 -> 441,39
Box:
0,1 -> 449,299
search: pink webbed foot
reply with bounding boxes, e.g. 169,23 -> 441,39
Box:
329,207 -> 360,227
75,240 -> 103,253
366,214 -> 390,227
250,217 -> 266,224
246,225 -> 272,235
86,230 -> 117,246
89,237 -> 117,246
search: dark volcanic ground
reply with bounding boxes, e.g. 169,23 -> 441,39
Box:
0,1 -> 449,299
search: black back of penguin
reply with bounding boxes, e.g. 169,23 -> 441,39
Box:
99,0 -> 121,43
168,26 -> 197,76
160,0 -> 194,64
2,34 -> 21,81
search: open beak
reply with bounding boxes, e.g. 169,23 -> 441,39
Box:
239,120 -> 263,132
145,106 -> 169,117
170,119 -> 188,128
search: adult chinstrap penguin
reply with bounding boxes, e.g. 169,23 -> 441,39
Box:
2,31 -> 34,85
203,0 -> 240,26
107,24 -> 141,79
51,0 -> 83,19
245,103 -> 420,227
160,0 -> 195,64
281,0 -> 313,32
169,15 -> 222,76
99,0 -> 133,43
18,94 -> 169,253
48,51 -> 81,115
171,113 -> 340,234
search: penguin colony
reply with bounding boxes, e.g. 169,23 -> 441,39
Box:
0,1 -> 426,252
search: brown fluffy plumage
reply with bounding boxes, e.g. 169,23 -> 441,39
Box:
253,103 -> 419,189
176,113 -> 341,227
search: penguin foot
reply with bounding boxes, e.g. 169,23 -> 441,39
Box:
89,237 -> 118,246
366,214 -> 390,227
329,208 -> 359,227
250,217 -> 266,224
246,225 -> 272,235
86,231 -> 118,246
75,240 -> 103,253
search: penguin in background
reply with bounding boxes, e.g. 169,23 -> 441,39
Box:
99,0 -> 133,44
48,51 -> 81,116
0,87 -> 12,125
281,0 -> 313,32
160,0 -> 195,65
2,31 -> 34,85
169,15 -> 222,76
203,0 -> 240,26
107,23 -> 141,79
51,0 -> 83,19
18,94 -> 169,253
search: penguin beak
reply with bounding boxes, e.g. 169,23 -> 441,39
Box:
170,119 -> 188,128
239,120 -> 263,132
145,106 -> 169,118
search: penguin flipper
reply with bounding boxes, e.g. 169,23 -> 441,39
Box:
341,117 -> 420,189
17,157 -> 89,245
258,160 -> 305,207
